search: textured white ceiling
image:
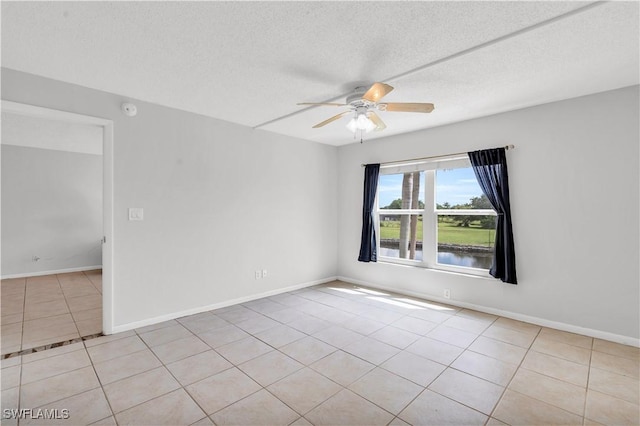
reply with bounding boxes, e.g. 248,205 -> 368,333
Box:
1,1 -> 638,146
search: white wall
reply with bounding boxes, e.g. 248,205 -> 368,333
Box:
1,145 -> 103,276
1,68 -> 338,329
1,112 -> 103,155
337,85 -> 639,342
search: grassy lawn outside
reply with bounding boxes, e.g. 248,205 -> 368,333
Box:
379,218 -> 495,247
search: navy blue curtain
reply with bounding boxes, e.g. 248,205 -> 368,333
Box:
358,164 -> 380,262
468,148 -> 517,284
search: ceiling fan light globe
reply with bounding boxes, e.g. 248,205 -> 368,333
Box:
364,118 -> 376,133
346,117 -> 358,133
356,113 -> 373,130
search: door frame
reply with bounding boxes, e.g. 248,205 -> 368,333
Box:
2,100 -> 115,334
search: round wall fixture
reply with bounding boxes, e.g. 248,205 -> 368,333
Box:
121,102 -> 137,117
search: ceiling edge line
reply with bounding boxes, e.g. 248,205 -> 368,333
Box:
252,0 -> 607,131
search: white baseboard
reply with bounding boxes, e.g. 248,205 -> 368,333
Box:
338,275 -> 640,348
2,265 -> 103,279
109,276 -> 337,334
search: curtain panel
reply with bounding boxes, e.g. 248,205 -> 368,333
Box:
468,148 -> 518,284
358,164 -> 380,262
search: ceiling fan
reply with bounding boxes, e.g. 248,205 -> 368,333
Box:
298,82 -> 434,134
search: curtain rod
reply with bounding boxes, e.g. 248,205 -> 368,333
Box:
361,144 -> 515,167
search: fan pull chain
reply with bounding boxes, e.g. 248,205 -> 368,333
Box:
350,128 -> 365,143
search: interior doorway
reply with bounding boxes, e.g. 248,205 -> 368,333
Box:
1,101 -> 113,356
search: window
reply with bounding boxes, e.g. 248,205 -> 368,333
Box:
376,155 -> 496,275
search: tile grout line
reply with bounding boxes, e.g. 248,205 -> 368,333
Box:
493,325 -> 607,422
8,277 -> 99,344
83,337 -> 120,425
289,297 -> 442,422
61,273 -> 103,338
55,275 -> 69,317
282,288 -> 497,423
17,363 -> 102,423
582,335 -> 595,424
134,318 -> 235,423
82,270 -> 102,295
19,277 -> 27,356
106,329 -> 199,424
408,315 -> 501,424
181,315 -> 309,423
182,305 -> 338,422
185,293 -> 381,422
22,274 -> 79,351
438,317 -> 501,423
17,279 -> 25,426
485,323 -> 542,423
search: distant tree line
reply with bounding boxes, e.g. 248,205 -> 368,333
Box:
383,199 -> 425,209
382,193 -> 496,229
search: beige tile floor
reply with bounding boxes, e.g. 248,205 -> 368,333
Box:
1,271 -> 103,355
1,281 -> 639,425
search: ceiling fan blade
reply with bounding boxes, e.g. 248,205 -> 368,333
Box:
297,102 -> 347,107
368,111 -> 387,132
384,102 -> 435,113
312,111 -> 351,128
362,82 -> 394,102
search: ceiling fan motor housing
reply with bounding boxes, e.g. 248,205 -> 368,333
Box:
346,86 -> 371,107
347,86 -> 388,112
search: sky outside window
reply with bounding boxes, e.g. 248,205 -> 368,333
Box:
378,168 -> 483,208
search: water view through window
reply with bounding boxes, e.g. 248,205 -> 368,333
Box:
379,247 -> 493,269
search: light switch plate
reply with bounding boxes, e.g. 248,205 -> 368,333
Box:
128,208 -> 144,221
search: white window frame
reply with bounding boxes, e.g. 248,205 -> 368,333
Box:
376,155 -> 496,277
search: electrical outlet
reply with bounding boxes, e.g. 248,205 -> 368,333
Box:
262,269 -> 267,279
255,270 -> 262,280
443,289 -> 451,299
